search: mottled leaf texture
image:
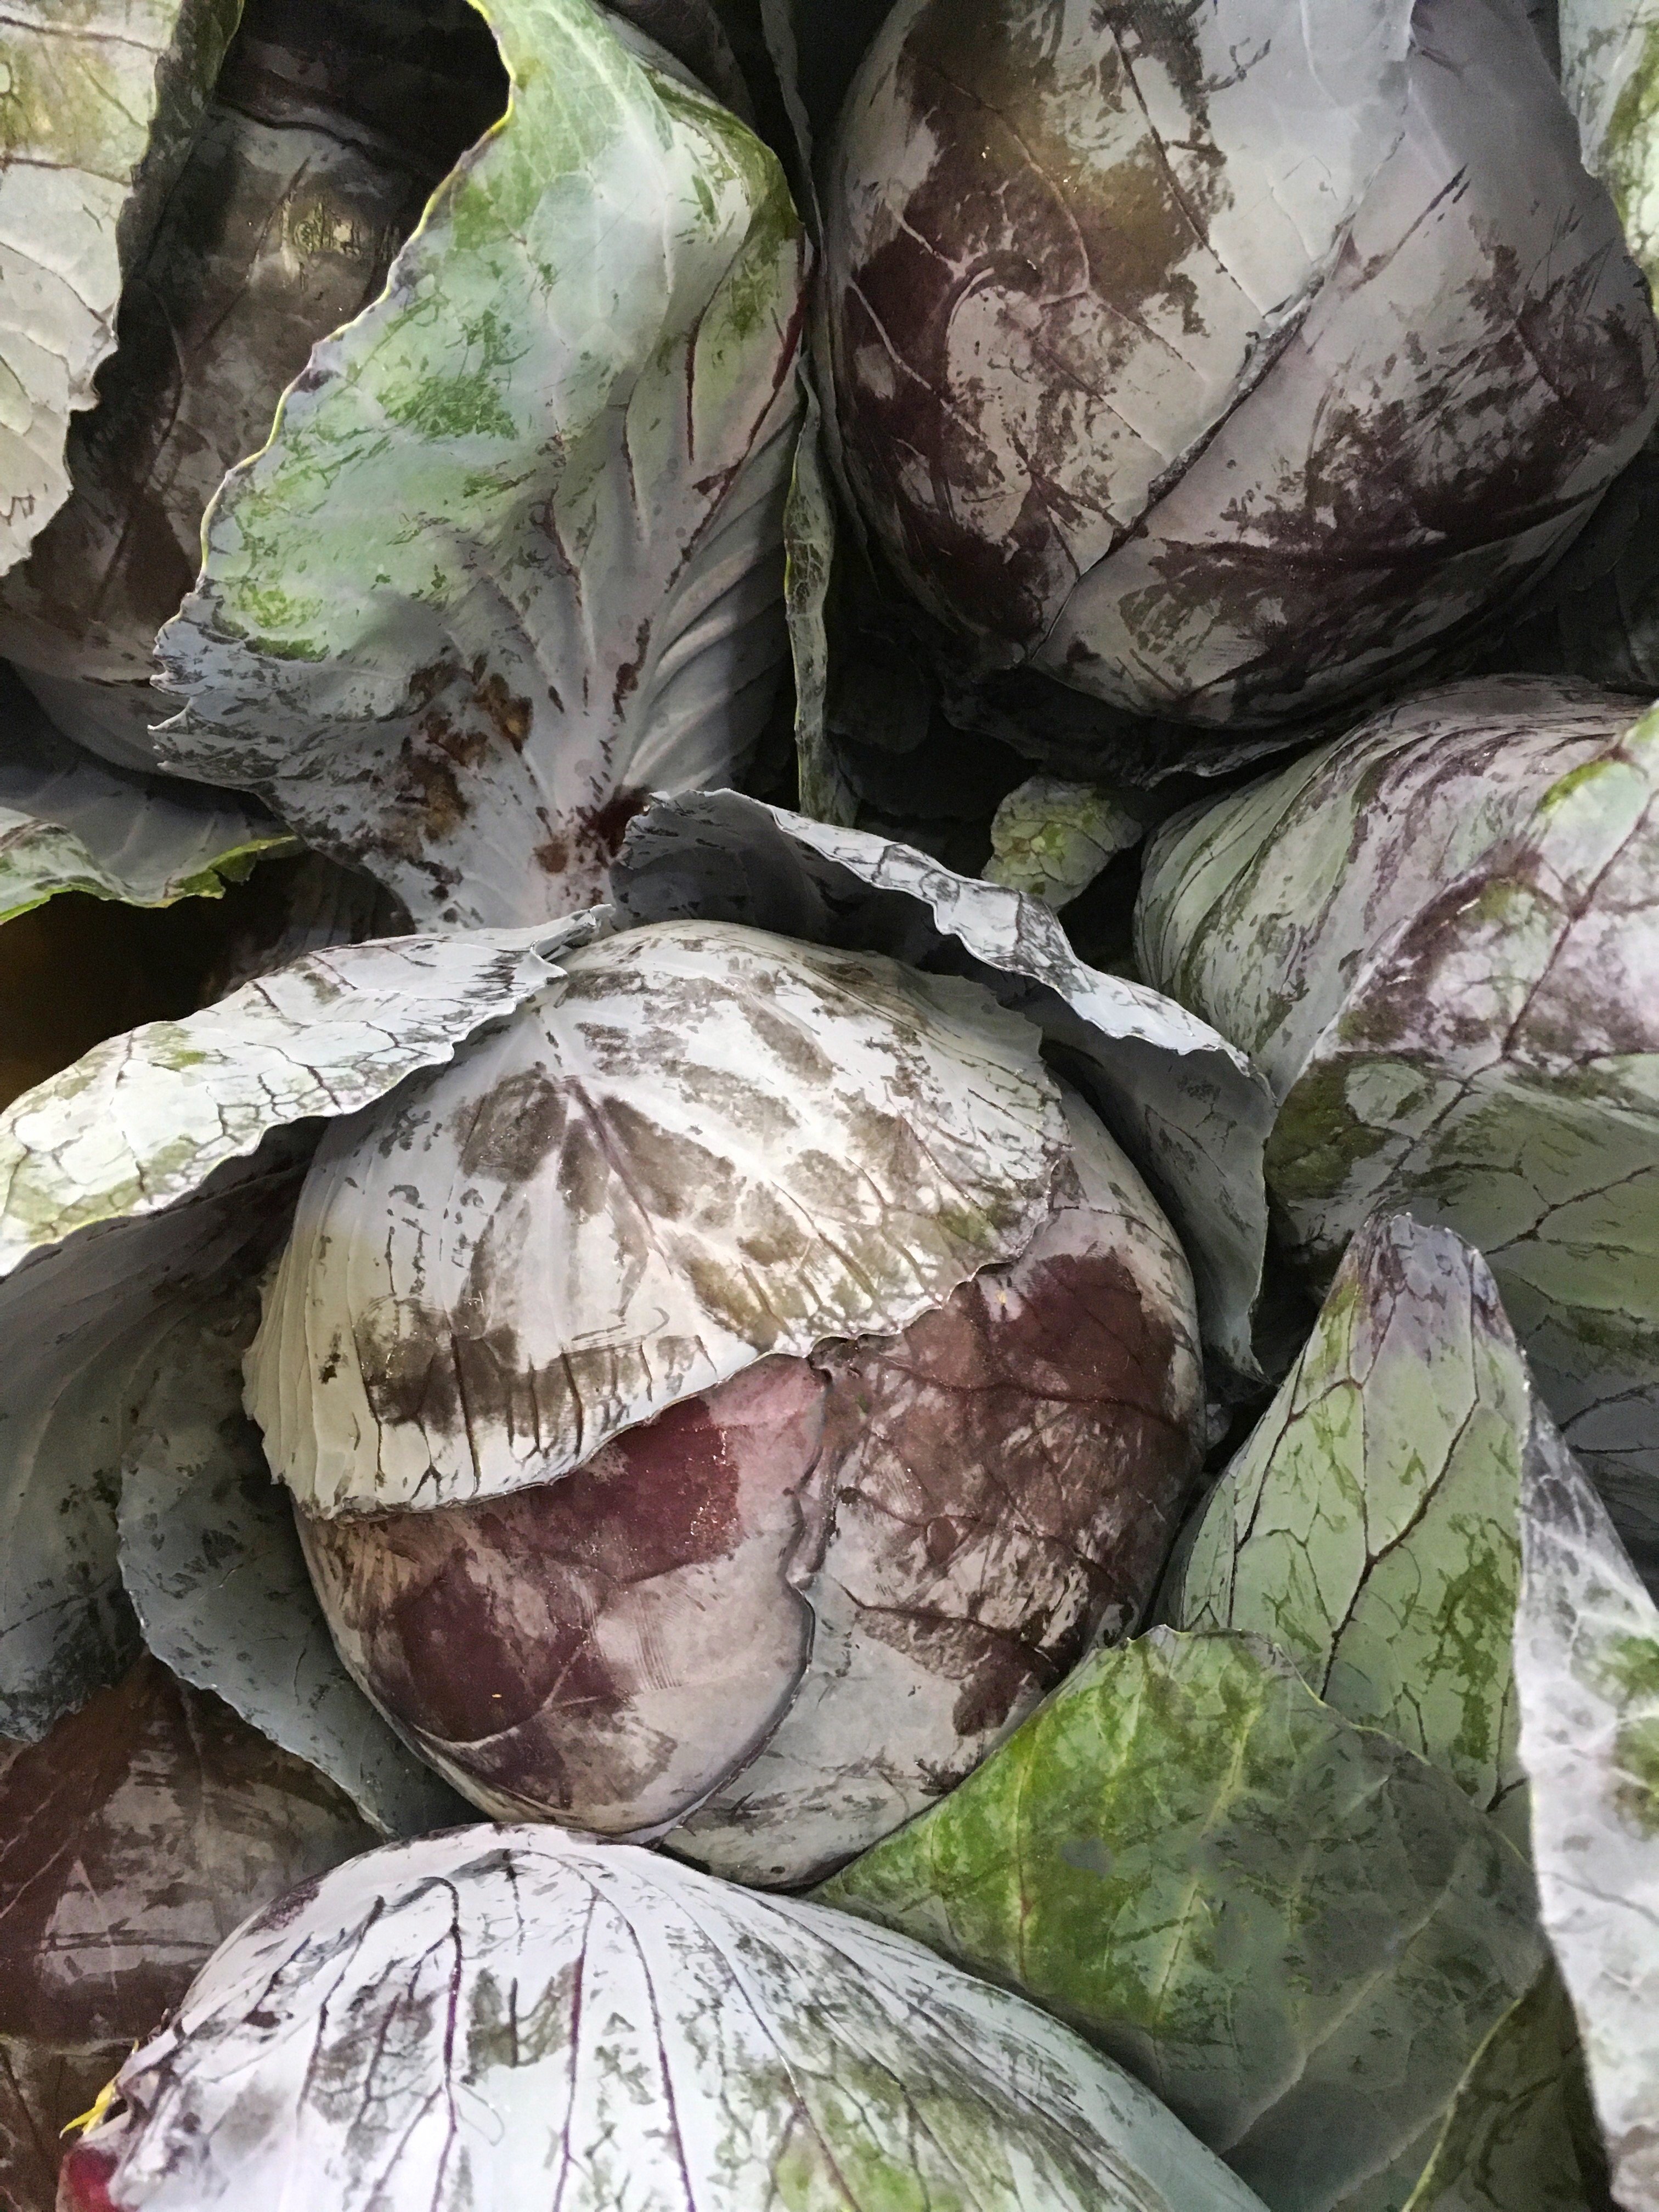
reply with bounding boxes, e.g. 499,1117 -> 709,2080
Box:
0,672 -> 284,926
826,0 -> 1413,659
62,1827 -> 1272,2212
0,921 -> 597,1736
0,1654 -> 372,2212
821,1629 -> 1544,2212
984,775 -> 1147,909
252,918 -> 1071,1516
117,1278 -> 470,1839
1166,1215 -> 1536,1846
612,790 -> 1274,1374
0,0 -> 240,577
1402,1963 -> 1613,2212
1136,679 -> 1659,1583
1516,1418 -> 1659,2212
156,0 -> 807,928
1560,0 -> 1659,291
825,0 -> 1657,736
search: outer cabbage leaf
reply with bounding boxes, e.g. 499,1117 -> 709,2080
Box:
1026,0 -> 1657,731
1516,1414 -> 1659,2211
1560,0 -> 1659,291
0,1653 -> 373,2212
0,921 -> 599,1737
612,791 -> 1274,1374
821,1628 -> 1544,2212
1136,681 -> 1659,1581
250,917 -> 1071,1516
156,0 -> 808,928
0,0 -> 240,577
826,0 -> 1414,663
1401,1964 -> 1613,2212
116,1280 -> 470,1838
1269,712 -> 1659,1580
1136,678 -> 1633,1098
1165,1215 -> 1535,1843
63,1826 -> 1273,2212
0,672 -> 284,926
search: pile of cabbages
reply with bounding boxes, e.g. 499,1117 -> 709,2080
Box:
0,2 -> 1655,2208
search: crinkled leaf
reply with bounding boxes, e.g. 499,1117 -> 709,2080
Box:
821,1628 -> 1544,2212
116,1280 -> 469,1839
0,0 -> 240,577
0,919 -> 597,1734
252,917 -> 1070,1515
1560,0 -> 1659,291
1402,1963 -> 1613,2212
68,1827 -> 1272,2212
0,1653 -> 373,2212
0,673 -> 285,928
156,0 -> 806,927
984,774 -> 1147,909
1516,1416 -> 1659,2211
1165,1214 -> 1533,1843
613,791 -> 1273,1373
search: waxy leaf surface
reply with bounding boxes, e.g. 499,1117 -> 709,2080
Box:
1166,1214 -> 1534,1843
252,917 -> 1070,1516
157,0 -> 807,927
822,1629 -> 1544,2212
614,791 -> 1274,1374
1516,1417 -> 1659,2211
66,1826 -> 1273,2212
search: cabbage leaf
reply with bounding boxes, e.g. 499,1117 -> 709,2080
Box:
1165,1215 -> 1536,1844
822,1629 -> 1545,2212
0,921 -> 596,1737
0,0 -> 239,577
1137,681 -> 1659,1582
68,1826 -> 1274,2212
614,792 -> 1274,1373
156,0 -> 807,928
1516,1415 -> 1659,2211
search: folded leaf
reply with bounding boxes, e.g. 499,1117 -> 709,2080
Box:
613,791 -> 1274,1374
0,675 -> 284,927
1560,0 -> 1659,291
1516,1415 -> 1659,2212
157,0 -> 807,927
0,0 -> 240,577
64,1827 -> 1273,2212
117,1280 -> 470,1838
1165,1214 -> 1534,1843
0,1652 -> 373,2212
821,1628 -> 1544,2212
